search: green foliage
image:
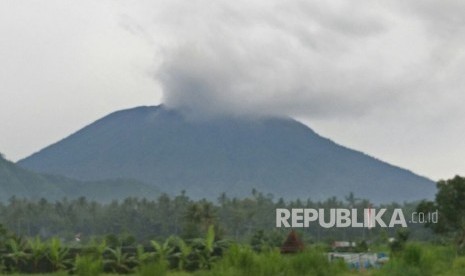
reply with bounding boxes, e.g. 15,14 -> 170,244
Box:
356,240 -> 368,253
0,192 -> 434,243
46,238 -> 71,271
27,236 -> 47,272
137,260 -> 169,276
203,244 -> 287,276
375,243 -> 456,276
135,245 -> 152,266
201,244 -> 347,276
452,257 -> 465,274
189,225 -> 228,270
171,237 -> 192,270
5,237 -> 30,272
74,255 -> 103,276
103,246 -> 135,273
5,180 -> 465,275
4,231 -> 465,275
183,201 -> 218,239
151,238 -> 174,261
418,175 -> 465,252
250,230 -> 274,252
389,229 -> 410,254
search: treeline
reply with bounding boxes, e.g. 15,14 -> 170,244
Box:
0,190 -> 432,243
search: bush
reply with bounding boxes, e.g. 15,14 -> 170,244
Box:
289,249 -> 347,276
138,260 -> 168,276
375,243 -> 455,276
74,255 -> 103,276
198,244 -> 347,276
451,257 -> 465,274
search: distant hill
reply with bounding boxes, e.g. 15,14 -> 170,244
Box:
18,105 -> 436,202
0,154 -> 160,202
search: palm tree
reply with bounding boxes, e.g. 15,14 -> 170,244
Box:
184,201 -> 218,236
201,202 -> 216,232
185,203 -> 203,225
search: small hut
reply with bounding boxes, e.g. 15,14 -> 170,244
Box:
280,230 -> 304,254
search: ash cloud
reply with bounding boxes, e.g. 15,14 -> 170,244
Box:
153,0 -> 395,118
119,0 -> 465,119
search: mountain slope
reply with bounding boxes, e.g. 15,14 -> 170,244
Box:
18,105 -> 436,202
0,154 -> 160,202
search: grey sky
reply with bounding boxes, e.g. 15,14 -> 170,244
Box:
1,0 -> 464,181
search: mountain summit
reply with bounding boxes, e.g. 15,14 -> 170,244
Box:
18,105 -> 435,202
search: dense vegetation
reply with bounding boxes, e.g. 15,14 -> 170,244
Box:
0,190 -> 432,243
1,174 -> 463,275
0,191 -> 437,275
1,224 -> 465,275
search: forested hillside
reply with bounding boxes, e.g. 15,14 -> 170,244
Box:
0,154 -> 159,201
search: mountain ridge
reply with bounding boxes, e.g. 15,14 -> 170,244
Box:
18,105 -> 436,202
0,153 -> 160,202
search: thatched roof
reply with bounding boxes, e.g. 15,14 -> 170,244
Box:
280,230 -> 304,254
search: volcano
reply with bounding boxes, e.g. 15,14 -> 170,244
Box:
18,105 -> 435,202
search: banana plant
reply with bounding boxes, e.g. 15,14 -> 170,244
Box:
104,246 -> 135,273
191,225 -> 217,270
171,237 -> 192,271
5,237 -> 29,272
46,238 -> 71,271
135,244 -> 152,266
151,237 -> 174,263
87,238 -> 106,260
74,254 -> 103,276
27,236 -> 47,273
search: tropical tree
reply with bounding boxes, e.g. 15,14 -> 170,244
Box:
151,237 -> 174,263
46,238 -> 71,271
190,225 -> 221,269
27,236 -> 47,272
74,255 -> 103,276
103,246 -> 134,273
135,245 -> 152,266
171,237 -> 192,270
5,237 -> 29,272
418,175 -> 465,252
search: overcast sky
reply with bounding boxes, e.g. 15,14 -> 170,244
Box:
1,0 -> 464,181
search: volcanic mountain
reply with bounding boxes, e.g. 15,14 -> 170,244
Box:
18,105 -> 435,202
